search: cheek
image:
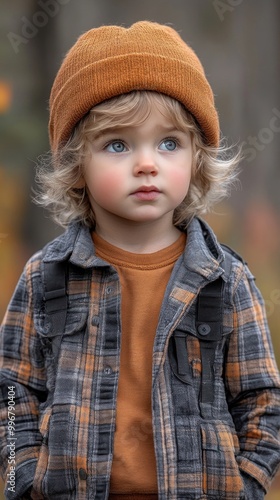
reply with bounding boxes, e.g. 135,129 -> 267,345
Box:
169,168 -> 191,199
86,169 -> 124,201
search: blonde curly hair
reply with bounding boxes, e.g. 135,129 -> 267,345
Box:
36,91 -> 240,228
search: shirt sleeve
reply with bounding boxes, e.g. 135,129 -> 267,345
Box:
225,263 -> 280,494
0,258 -> 47,499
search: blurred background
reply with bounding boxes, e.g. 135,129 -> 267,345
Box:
0,0 -> 280,497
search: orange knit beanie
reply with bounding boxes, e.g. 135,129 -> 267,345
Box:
49,21 -> 219,151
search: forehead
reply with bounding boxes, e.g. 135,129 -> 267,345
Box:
90,92 -> 191,134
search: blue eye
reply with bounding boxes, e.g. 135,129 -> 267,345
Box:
159,139 -> 177,151
106,141 -> 127,153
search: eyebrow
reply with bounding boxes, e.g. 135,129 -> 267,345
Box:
156,125 -> 184,133
99,124 -> 185,135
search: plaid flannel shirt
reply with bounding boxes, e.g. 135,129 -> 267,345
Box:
1,217 -> 280,499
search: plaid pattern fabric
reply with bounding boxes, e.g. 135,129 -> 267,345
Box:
0,218 -> 280,499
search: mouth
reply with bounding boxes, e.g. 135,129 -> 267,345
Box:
133,186 -> 160,193
131,186 -> 161,201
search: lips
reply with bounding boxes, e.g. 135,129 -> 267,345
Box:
131,186 -> 161,201
133,185 -> 160,193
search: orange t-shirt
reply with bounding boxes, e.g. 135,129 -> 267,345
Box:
93,232 -> 186,495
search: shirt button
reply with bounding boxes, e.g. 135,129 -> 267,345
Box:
91,316 -> 100,326
104,366 -> 112,375
198,323 -> 211,336
106,286 -> 112,294
79,468 -> 87,480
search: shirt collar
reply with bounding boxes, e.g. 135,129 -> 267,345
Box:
42,217 -> 226,278
42,222 -> 107,269
180,217 -> 226,281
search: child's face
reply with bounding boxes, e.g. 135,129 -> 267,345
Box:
83,103 -> 193,230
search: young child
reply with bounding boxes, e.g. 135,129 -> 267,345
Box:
0,21 -> 280,500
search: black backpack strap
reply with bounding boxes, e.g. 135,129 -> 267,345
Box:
196,250 -> 233,418
196,276 -> 224,418
43,260 -> 68,364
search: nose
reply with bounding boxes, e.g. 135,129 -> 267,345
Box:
133,151 -> 159,177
